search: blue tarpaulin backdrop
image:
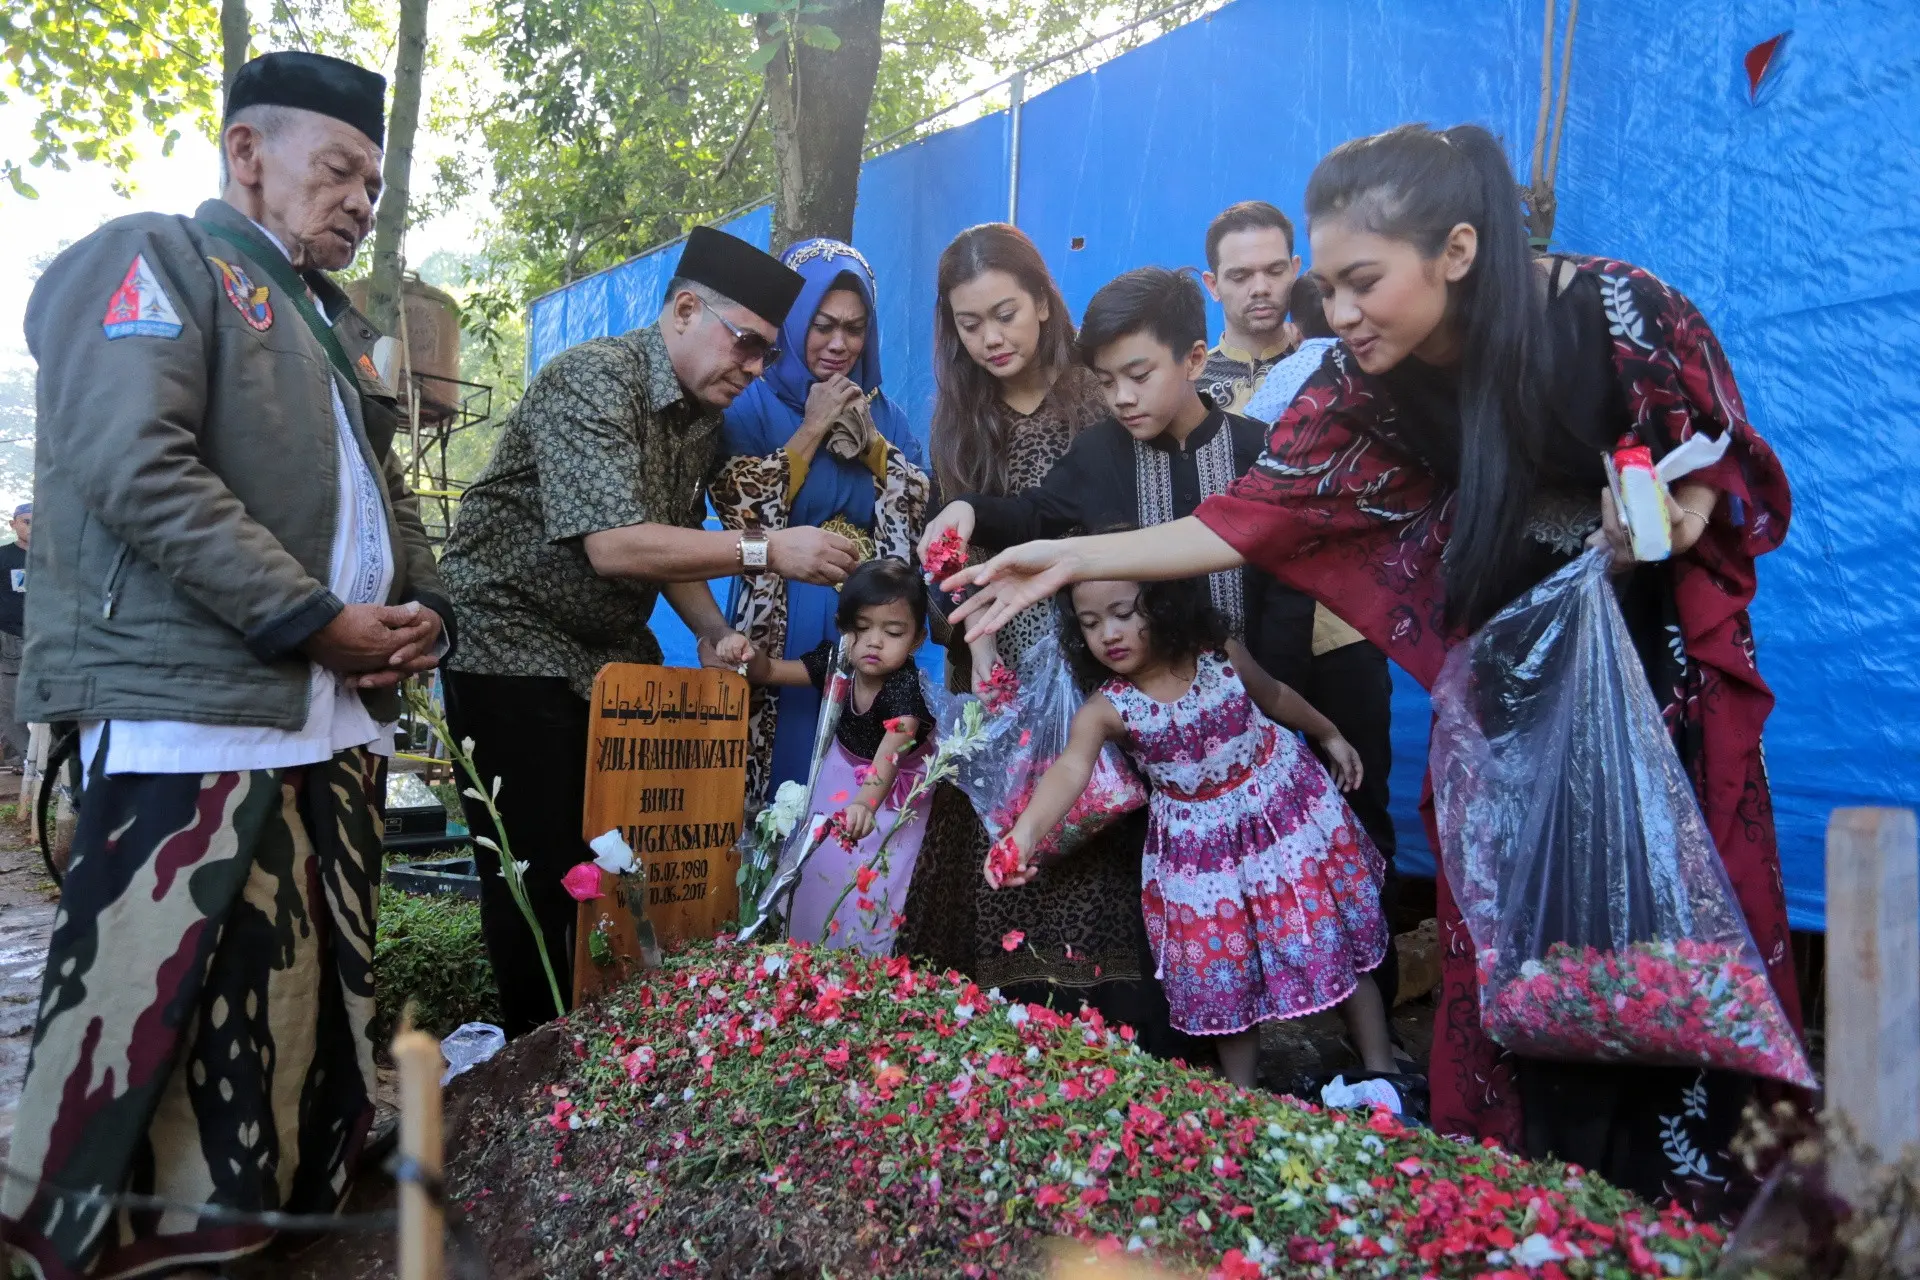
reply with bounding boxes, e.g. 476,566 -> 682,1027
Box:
523,0 -> 1920,930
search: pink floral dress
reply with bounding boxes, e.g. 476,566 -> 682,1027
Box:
1103,651 -> 1388,1035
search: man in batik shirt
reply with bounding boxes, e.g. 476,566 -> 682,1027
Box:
440,227 -> 859,1036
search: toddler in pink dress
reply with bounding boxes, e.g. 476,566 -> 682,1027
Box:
991,576 -> 1394,1088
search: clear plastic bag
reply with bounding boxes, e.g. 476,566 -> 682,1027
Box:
930,631 -> 1148,862
439,1022 -> 506,1085
1431,549 -> 1812,1087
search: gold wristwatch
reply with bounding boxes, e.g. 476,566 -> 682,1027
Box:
737,530 -> 770,571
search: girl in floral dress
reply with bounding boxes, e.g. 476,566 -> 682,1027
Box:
990,576 -> 1395,1088
899,224 -> 1180,1059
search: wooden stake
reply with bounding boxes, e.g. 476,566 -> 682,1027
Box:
392,1025 -> 446,1280
1826,806 -> 1920,1203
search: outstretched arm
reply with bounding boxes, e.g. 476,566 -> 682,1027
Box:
943,517 -> 1244,643
745,649 -> 814,688
991,695 -> 1125,887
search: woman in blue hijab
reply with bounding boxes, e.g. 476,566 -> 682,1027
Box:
712,238 -> 930,807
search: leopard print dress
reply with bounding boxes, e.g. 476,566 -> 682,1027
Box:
898,380 -> 1184,1057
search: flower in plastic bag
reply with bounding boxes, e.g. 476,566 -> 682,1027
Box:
766,780 -> 809,840
1483,938 -> 1813,1086
979,663 -> 1020,715
562,862 -> 604,902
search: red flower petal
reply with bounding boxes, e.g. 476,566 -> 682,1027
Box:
560,862 -> 603,902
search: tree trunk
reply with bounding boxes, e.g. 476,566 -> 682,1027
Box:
220,0 -> 250,92
366,0 -> 429,336
760,0 -> 885,251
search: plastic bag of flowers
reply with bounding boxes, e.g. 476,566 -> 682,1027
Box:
926,630 -> 1147,863
1431,548 -> 1813,1087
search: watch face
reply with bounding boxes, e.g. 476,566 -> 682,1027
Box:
742,538 -> 768,569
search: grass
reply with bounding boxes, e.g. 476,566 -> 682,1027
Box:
373,888 -> 500,1042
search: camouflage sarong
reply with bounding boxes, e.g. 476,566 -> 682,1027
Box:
0,746 -> 381,1279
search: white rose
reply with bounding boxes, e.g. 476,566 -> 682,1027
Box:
590,828 -> 637,875
769,781 -> 809,838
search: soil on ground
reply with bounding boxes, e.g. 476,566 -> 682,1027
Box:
0,825 -> 61,1160
1,831 -> 1441,1278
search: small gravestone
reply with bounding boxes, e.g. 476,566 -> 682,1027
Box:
574,665 -> 750,1002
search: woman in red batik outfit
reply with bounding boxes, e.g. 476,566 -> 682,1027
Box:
943,124 -> 1796,1216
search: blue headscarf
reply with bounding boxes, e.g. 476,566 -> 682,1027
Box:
722,238 -> 922,531
721,239 -> 926,792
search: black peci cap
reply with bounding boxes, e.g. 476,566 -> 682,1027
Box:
670,226 -> 805,329
226,51 -> 387,149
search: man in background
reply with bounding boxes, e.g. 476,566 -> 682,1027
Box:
1199,200 -> 1302,412
0,502 -> 29,771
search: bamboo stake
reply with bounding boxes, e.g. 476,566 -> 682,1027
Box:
392,1024 -> 446,1280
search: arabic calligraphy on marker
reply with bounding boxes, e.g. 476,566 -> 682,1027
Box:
598,679 -> 748,725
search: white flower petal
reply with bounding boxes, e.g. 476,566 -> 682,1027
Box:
590,828 -> 638,874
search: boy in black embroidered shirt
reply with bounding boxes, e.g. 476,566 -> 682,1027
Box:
917,266 -> 1316,695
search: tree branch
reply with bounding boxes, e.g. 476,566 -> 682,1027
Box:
715,85 -> 765,182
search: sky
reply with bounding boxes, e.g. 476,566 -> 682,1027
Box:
0,1 -> 1191,514
0,7 -> 492,512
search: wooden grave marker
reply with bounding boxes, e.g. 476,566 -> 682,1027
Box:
1825,806 -> 1920,1204
574,664 -> 750,1003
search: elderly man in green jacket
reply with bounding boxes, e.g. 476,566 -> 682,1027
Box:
4,52 -> 448,1280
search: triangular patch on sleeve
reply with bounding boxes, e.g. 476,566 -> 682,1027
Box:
101,253 -> 184,340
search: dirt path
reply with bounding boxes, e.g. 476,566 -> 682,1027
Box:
0,822 -> 60,1160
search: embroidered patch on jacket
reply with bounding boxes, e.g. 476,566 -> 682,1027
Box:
101,254 -> 184,340
208,257 -> 274,331
353,350 -> 393,394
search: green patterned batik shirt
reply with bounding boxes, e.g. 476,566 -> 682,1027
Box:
441,323 -> 725,697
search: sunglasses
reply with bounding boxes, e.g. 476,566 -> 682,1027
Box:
702,300 -> 781,366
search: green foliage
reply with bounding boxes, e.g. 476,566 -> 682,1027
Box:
1,1 -> 223,197
464,0 -> 1218,300
373,888 -> 499,1041
714,0 -> 840,73
469,0 -> 771,298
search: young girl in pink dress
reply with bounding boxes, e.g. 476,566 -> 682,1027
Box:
748,559 -> 932,954
990,576 -> 1395,1088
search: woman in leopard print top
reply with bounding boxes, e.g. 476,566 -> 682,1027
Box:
712,239 -> 929,809
900,224 -> 1197,1063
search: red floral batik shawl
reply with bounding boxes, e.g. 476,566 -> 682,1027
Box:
1194,256 -> 1798,1147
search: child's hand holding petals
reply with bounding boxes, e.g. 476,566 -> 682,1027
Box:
984,833 -> 1036,889
840,802 -> 876,841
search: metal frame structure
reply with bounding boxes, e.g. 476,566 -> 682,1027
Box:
395,369 -> 493,549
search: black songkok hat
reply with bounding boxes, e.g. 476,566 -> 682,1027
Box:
671,226 -> 806,329
226,51 -> 388,149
